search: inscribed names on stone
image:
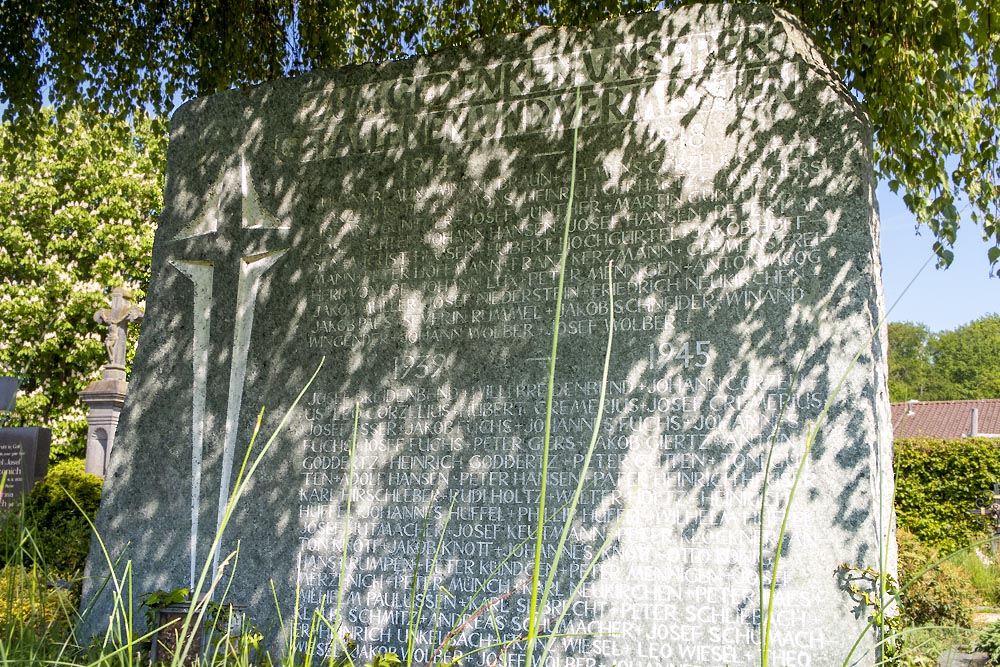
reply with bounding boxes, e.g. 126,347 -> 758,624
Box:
0,428 -> 50,508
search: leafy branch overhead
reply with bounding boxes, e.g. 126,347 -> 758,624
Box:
0,0 -> 997,269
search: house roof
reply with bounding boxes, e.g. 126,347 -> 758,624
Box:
890,399 -> 1000,440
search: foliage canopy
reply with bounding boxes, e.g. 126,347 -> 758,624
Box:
887,315 -> 1000,401
887,322 -> 933,402
0,0 -> 998,269
931,315 -> 1000,399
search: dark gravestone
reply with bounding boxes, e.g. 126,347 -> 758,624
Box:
0,377 -> 16,413
0,428 -> 51,508
84,5 -> 895,666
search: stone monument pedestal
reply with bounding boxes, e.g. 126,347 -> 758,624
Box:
80,370 -> 129,478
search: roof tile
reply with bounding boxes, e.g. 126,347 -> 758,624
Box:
890,399 -> 1000,440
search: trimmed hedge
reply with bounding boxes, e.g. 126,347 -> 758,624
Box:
894,438 -> 1000,553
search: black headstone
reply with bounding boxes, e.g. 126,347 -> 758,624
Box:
0,377 -> 17,413
0,428 -> 51,508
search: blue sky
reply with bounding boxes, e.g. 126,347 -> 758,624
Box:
878,182 -> 997,332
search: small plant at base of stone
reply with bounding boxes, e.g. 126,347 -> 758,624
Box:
837,562 -> 903,661
139,585 -> 271,666
140,586 -> 191,629
367,651 -> 403,667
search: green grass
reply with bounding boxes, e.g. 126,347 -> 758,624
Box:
952,550 -> 1000,608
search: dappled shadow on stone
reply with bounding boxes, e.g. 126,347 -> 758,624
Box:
83,5 -> 893,667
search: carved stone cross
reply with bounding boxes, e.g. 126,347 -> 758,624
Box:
168,155 -> 291,588
94,288 -> 144,378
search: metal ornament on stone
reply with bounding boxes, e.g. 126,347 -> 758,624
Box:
970,482 -> 1000,553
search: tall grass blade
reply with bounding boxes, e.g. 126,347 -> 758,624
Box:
765,252 -> 934,666
758,252 -> 936,667
334,404 -> 360,632
526,85 -> 581,667
406,495 -> 454,667
538,516 -> 622,665
538,260 -> 615,644
761,422 -> 814,667
184,359 -> 324,660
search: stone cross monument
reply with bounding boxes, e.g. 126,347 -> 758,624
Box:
95,287 -> 145,381
80,288 -> 144,477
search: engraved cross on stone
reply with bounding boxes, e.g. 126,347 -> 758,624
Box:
168,155 -> 291,588
94,288 -> 144,382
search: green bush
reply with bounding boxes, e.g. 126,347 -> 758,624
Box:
897,528 -> 978,628
0,458 -> 103,576
980,622 -> 1000,665
899,627 -> 976,667
894,438 -> 1000,553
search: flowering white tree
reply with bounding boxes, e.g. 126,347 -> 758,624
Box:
0,108 -> 165,459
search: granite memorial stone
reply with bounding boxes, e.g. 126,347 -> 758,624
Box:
84,5 -> 895,666
0,427 -> 50,508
